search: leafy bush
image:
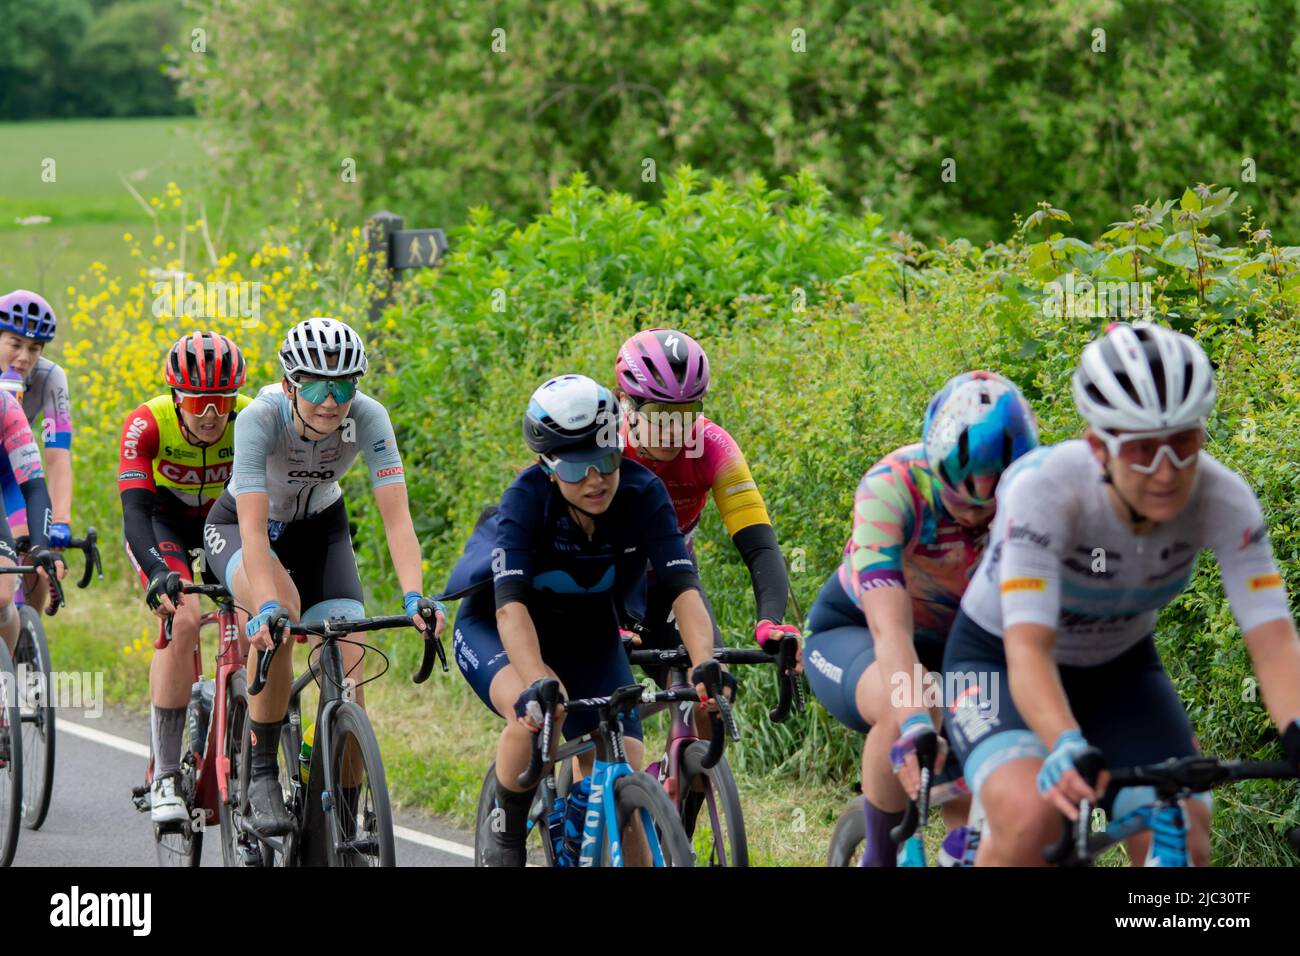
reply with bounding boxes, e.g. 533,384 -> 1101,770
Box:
178,0 -> 1300,242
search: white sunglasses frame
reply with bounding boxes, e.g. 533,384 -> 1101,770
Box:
1096,423 -> 1205,475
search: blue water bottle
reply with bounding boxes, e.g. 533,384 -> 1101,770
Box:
0,367 -> 24,405
561,777 -> 593,865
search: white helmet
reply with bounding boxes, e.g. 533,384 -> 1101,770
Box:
279,317 -> 368,379
1072,322 -> 1216,432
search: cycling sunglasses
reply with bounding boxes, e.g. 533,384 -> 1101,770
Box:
174,390 -> 239,416
1098,425 -> 1205,475
292,377 -> 358,405
541,449 -> 622,483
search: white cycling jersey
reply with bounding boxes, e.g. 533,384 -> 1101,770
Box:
961,440 -> 1290,666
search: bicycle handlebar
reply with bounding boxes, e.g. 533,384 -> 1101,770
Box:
248,613 -> 432,696
1044,748 -> 1299,865
890,729 -> 941,845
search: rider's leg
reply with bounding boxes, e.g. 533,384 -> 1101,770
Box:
974,756 -> 1059,865
0,555 -> 17,655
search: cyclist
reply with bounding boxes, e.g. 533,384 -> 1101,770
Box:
803,370 -> 1039,866
0,386 -> 63,665
613,329 -> 801,684
118,331 -> 250,825
444,373 -> 722,866
0,290 -> 73,617
202,317 -> 445,835
943,322 -> 1300,866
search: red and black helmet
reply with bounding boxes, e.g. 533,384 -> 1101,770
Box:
164,331 -> 246,393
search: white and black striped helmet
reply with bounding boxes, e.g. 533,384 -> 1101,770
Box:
279,317 -> 368,379
1072,322 -> 1216,432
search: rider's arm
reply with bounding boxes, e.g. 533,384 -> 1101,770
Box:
703,426 -> 788,621
1003,621 -> 1078,747
1209,472 -> 1300,731
2,392 -> 50,549
995,463 -> 1078,746
41,364 -> 72,525
492,477 -> 547,683
862,586 -> 926,720
117,404 -> 167,579
353,404 -> 418,593
373,482 -> 422,596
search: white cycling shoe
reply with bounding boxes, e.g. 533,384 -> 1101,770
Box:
150,773 -> 188,826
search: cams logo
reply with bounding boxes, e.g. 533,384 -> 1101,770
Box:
121,416 -> 149,459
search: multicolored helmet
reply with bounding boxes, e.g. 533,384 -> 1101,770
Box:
0,289 -> 57,342
164,331 -> 246,393
922,370 -> 1039,505
524,374 -> 623,459
1073,322 -> 1216,432
615,329 -> 710,404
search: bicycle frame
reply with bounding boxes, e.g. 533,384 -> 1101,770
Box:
144,588 -> 245,829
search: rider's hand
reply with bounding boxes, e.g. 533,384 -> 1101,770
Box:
403,591 -> 446,637
145,569 -> 183,618
28,545 -> 67,585
245,600 -> 286,652
1282,719 -> 1300,770
690,658 -> 726,713
1037,730 -> 1100,820
48,523 -> 71,550
619,628 -> 642,647
514,679 -> 563,734
754,620 -> 803,674
889,713 -> 947,800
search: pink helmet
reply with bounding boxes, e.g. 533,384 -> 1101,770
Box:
614,329 -> 710,403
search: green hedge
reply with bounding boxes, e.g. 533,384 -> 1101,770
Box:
349,169 -> 1300,864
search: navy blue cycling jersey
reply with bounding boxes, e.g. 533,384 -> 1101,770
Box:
443,459 -> 700,619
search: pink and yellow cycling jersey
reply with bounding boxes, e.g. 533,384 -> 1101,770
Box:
622,415 -> 771,540
836,444 -> 985,642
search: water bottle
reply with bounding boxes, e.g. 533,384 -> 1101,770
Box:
0,367 -> 23,405
546,793 -> 569,865
561,777 -> 593,865
187,678 -> 215,758
299,721 -> 314,786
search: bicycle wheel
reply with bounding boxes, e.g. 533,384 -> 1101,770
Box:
14,606 -> 53,830
680,742 -> 748,866
826,796 -> 866,867
607,771 -> 693,867
272,715 -> 303,866
0,640 -> 22,866
323,702 -> 395,867
218,669 -> 269,867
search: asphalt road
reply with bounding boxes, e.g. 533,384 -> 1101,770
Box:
9,704 -> 475,867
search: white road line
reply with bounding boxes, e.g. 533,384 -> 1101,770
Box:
60,718 -> 481,860
59,718 -> 151,758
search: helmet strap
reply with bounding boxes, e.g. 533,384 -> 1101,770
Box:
1100,458 -> 1152,527
288,387 -> 333,440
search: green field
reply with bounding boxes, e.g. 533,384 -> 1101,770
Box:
0,117 -> 203,297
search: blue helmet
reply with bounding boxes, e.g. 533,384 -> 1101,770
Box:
0,289 -> 57,342
922,370 -> 1039,505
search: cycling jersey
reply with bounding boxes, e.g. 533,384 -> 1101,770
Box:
227,383 -> 404,523
21,357 -> 72,451
117,393 -> 250,581
623,415 -> 769,539
118,393 -> 252,511
443,459 -> 701,622
624,414 -> 788,629
960,440 -> 1291,666
0,390 -> 50,548
835,444 -> 986,642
